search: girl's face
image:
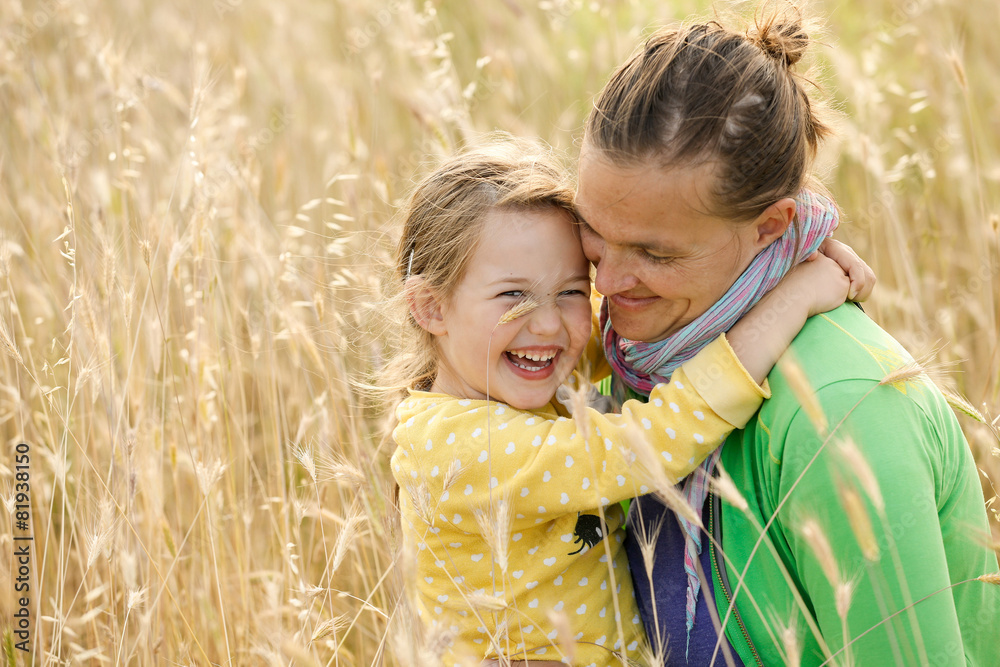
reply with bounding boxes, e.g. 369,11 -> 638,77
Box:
575,148 -> 766,343
427,207 -> 593,411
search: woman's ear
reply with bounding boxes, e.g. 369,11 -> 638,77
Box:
405,276 -> 447,336
752,197 -> 796,249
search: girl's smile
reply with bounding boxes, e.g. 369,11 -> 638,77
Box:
504,347 -> 561,379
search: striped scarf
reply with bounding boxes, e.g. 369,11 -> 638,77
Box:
600,188 -> 839,655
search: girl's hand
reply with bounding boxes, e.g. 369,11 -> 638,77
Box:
782,253 -> 852,317
727,253 -> 851,385
811,238 -> 876,301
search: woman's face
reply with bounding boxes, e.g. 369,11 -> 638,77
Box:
575,148 -> 767,343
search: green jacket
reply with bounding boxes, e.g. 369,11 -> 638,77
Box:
711,303 -> 999,666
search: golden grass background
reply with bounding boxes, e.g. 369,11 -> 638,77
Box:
0,0 -> 997,663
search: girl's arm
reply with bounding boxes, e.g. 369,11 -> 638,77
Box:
818,238 -> 876,301
394,334 -> 767,528
396,252 -> 869,525
728,253 -> 855,384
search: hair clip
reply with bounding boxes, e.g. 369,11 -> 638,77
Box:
407,248 -> 415,277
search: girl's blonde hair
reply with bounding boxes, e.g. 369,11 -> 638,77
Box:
585,6 -> 830,222
381,134 -> 578,394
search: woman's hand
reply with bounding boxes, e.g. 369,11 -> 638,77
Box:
813,238 -> 876,301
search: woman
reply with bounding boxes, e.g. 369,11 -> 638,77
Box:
574,12 -> 999,667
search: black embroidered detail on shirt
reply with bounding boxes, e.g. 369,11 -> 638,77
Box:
568,513 -> 606,555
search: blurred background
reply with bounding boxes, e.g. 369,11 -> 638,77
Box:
0,0 -> 997,663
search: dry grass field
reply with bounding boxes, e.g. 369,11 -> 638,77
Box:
0,0 -> 997,664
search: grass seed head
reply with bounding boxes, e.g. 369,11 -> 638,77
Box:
879,362 -> 926,388
311,615 -> 350,642
712,463 -> 749,512
441,458 -> 465,491
332,514 -> 367,574
546,609 -> 576,664
86,500 -> 119,571
778,355 -> 827,436
194,457 -> 227,496
626,424 -> 702,527
317,453 -> 365,489
473,496 -> 511,574
467,590 -> 509,611
406,480 -> 434,526
0,317 -> 23,366
566,376 -> 594,442
799,518 -> 841,589
977,572 -> 1000,586
632,511 -> 666,582
126,587 -> 147,611
948,51 -> 967,90
837,481 -> 880,561
292,444 -> 317,483
139,238 -> 152,267
638,635 -> 669,667
778,618 -> 801,667
836,436 -> 884,512
941,388 -> 988,424
835,579 -> 856,621
496,297 -> 539,326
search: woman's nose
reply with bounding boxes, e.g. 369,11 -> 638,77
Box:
592,246 -> 639,296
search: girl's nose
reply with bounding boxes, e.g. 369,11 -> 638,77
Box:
592,247 -> 639,296
526,300 -> 561,336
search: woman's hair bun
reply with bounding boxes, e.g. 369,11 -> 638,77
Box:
749,19 -> 809,67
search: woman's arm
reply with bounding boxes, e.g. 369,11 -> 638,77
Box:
773,381 -> 998,663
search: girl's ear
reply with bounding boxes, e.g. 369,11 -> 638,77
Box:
752,197 -> 796,249
405,276 -> 447,336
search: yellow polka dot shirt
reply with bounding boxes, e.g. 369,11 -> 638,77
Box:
392,334 -> 768,666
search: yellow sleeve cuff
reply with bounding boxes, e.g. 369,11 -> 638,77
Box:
680,334 -> 771,428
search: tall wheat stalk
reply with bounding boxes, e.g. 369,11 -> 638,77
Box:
0,0 -> 995,663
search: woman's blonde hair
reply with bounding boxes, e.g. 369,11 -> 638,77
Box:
381,134 -> 578,395
585,6 -> 830,222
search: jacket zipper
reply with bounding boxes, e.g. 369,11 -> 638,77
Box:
710,491 -> 764,667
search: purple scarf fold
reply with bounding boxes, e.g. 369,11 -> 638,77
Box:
600,188 -> 839,655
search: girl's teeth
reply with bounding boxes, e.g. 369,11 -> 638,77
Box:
512,351 -> 555,361
509,356 -> 553,371
506,350 -> 556,371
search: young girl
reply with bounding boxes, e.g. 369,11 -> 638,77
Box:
388,137 -> 870,667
